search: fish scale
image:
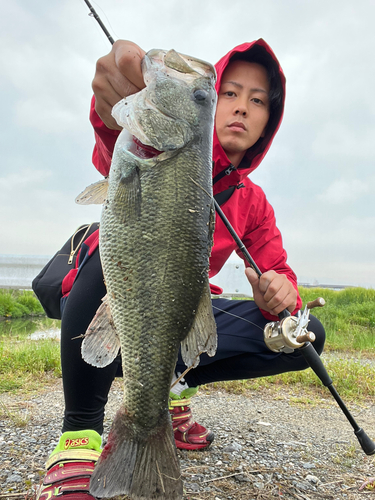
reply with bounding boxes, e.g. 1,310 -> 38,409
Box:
101,151 -> 211,428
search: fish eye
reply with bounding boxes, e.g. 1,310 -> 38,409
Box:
193,89 -> 208,101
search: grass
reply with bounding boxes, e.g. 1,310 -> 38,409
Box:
0,291 -> 61,392
0,399 -> 31,427
298,286 -> 375,353
0,337 -> 61,392
0,286 -> 374,402
0,289 -> 45,318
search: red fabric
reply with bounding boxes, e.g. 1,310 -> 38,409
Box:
61,231 -> 100,297
89,40 -> 301,320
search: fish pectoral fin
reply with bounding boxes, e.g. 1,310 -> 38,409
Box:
75,179 -> 109,205
81,295 -> 121,368
180,281 -> 217,368
114,166 -> 142,221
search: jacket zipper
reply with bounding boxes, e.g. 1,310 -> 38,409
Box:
212,162 -> 236,186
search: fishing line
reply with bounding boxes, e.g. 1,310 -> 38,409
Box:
90,0 -> 120,41
212,304 -> 264,332
83,0 -> 115,45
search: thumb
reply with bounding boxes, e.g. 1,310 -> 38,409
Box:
245,267 -> 260,287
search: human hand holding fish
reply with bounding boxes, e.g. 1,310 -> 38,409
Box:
92,40 -> 146,130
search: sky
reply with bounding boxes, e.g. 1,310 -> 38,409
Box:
0,0 -> 374,289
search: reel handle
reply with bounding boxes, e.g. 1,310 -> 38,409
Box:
307,297 -> 325,309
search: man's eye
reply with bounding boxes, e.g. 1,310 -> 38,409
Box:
252,98 -> 263,105
225,91 -> 236,97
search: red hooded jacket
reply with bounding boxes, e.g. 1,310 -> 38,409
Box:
88,39 -> 302,320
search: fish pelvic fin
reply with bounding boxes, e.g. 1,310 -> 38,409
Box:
90,407 -> 183,500
75,178 -> 109,205
81,295 -> 121,367
181,281 -> 217,368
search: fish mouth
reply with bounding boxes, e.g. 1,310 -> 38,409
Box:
130,137 -> 162,159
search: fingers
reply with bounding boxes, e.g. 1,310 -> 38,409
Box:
244,267 -> 259,286
245,268 -> 297,315
260,271 -> 297,314
92,40 -> 146,130
113,40 -> 146,91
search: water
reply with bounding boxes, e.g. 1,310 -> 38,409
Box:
0,317 -> 60,340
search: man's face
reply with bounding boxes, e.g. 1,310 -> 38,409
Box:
215,60 -> 270,167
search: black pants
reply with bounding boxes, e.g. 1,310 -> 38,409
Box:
61,248 -> 325,434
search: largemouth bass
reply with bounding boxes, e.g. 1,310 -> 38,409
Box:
76,48 -> 217,500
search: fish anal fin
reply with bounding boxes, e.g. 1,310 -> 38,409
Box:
81,295 -> 120,368
181,281 -> 217,368
90,407 -> 183,500
75,179 -> 109,205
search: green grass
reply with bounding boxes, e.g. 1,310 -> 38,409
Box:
298,286 -> 375,353
0,289 -> 61,392
0,286 -> 374,400
0,289 -> 45,318
0,337 -> 61,392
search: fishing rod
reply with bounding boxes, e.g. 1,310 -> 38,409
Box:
83,0 -> 114,45
214,200 -> 375,455
83,1 -> 375,456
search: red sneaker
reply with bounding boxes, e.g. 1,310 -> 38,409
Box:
37,449 -> 101,500
37,431 -> 101,500
169,397 -> 214,450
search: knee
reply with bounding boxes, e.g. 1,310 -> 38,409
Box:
308,314 -> 326,355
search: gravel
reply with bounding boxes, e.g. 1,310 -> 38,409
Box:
0,379 -> 374,499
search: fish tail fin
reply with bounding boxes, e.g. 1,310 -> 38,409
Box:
90,406 -> 183,500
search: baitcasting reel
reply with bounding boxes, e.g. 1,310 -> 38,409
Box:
264,298 -> 325,353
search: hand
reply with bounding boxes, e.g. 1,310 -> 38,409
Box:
92,40 -> 146,130
245,268 -> 297,316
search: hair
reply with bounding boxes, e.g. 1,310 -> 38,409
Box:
229,45 -> 284,157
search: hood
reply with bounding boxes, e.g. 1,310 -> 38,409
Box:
212,39 -> 286,195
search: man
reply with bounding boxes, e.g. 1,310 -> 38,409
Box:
37,39 -> 325,500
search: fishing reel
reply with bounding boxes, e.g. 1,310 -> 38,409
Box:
264,298 -> 325,353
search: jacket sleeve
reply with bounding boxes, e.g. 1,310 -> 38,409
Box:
238,190 -> 302,320
89,96 -> 120,177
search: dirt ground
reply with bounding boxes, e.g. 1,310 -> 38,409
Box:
1,379 -> 374,499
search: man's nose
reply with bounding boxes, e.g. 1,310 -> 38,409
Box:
234,101 -> 247,116
235,108 -> 247,116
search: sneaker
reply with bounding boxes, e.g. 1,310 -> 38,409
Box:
170,373 -> 214,450
36,430 -> 101,500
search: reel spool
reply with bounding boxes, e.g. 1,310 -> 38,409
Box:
264,314 -> 316,353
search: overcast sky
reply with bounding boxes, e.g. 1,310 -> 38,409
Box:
1,0 -> 374,288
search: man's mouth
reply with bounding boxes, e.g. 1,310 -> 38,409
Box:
228,121 -> 246,131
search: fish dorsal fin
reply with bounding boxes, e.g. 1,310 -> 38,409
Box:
164,49 -> 199,75
180,282 -> 217,368
75,179 -> 109,205
81,295 -> 121,367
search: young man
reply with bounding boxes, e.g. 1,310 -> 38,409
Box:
37,39 -> 325,500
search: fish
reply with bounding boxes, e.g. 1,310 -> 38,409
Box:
75,48 -> 217,500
